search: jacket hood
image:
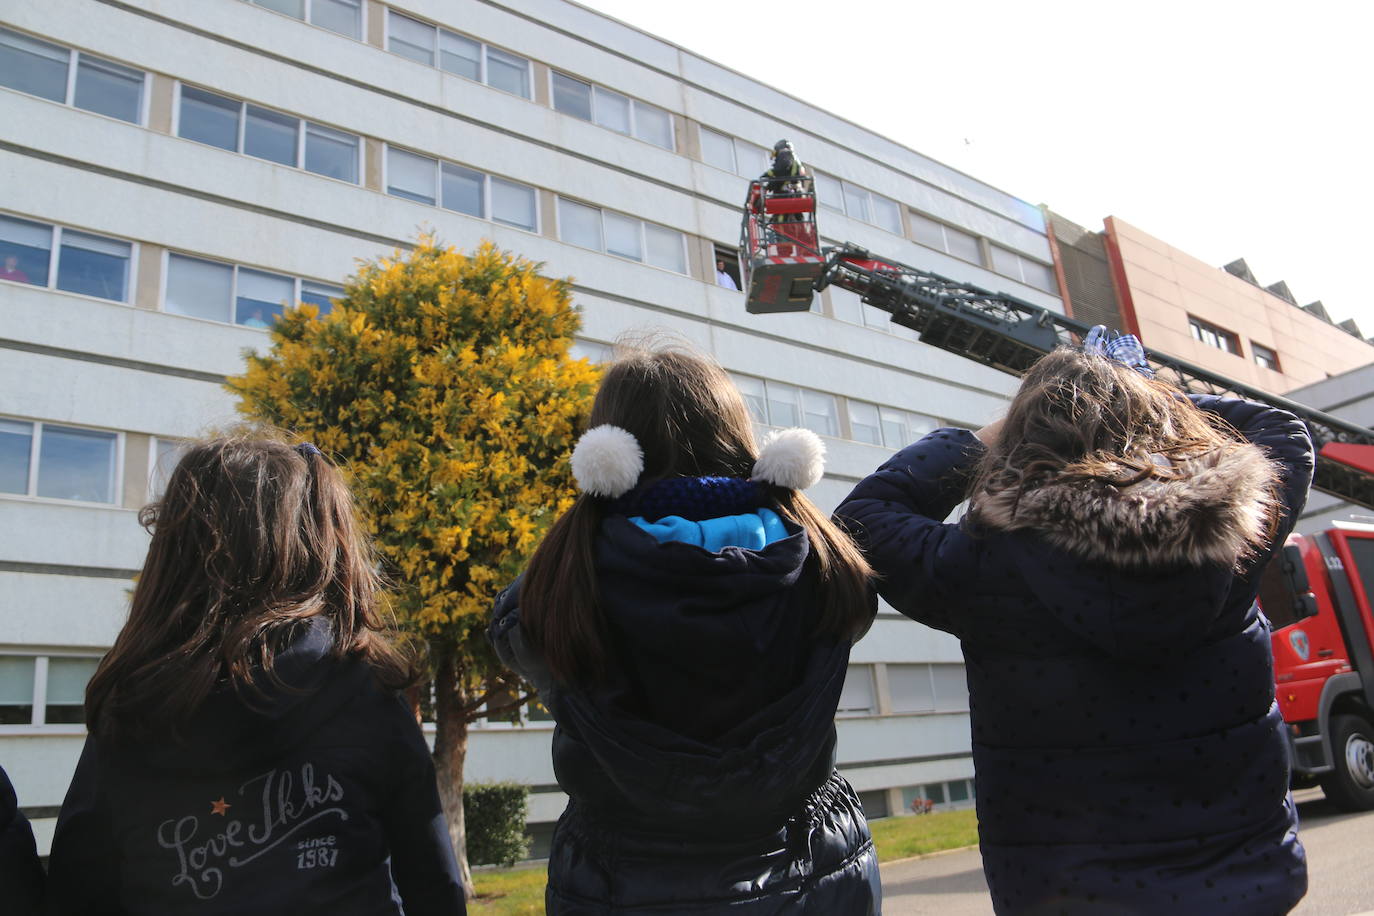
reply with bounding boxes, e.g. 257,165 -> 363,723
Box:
549,515 -> 851,832
140,616 -> 374,772
971,441 -> 1279,571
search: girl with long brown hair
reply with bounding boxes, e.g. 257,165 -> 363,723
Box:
489,340 -> 882,914
838,339 -> 1313,915
45,436 -> 466,914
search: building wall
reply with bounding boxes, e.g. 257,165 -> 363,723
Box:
1102,217 -> 1373,394
0,0 -> 1065,853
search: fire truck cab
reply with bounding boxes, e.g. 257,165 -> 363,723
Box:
1263,524 -> 1374,810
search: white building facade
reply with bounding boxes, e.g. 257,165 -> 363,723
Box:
0,0 -> 1064,856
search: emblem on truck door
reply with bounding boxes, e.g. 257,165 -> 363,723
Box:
1289,630 -> 1311,661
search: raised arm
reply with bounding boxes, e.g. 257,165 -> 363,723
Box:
835,429 -> 987,637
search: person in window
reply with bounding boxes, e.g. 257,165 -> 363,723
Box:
45,437 -> 467,915
0,255 -> 31,284
490,340 -> 881,914
1,765 -> 44,915
241,307 -> 271,329
715,258 -> 739,290
837,339 -> 1312,915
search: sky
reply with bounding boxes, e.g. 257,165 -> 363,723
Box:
577,0 -> 1374,333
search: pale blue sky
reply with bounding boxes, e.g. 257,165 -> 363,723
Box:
580,0 -> 1374,336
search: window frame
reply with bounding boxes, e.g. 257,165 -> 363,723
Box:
382,145 -> 539,233
162,250 -> 340,328
549,70 -> 675,150
1189,315 -> 1243,357
0,417 -> 124,507
1252,341 -> 1281,372
385,11 -> 532,99
555,197 -> 686,273
174,83 -> 361,184
0,214 -> 137,304
0,29 -> 149,126
0,651 -> 106,733
990,244 -> 1057,294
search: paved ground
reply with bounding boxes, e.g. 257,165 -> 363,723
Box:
878,789 -> 1374,915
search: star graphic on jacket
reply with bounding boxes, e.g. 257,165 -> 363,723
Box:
210,797 -> 231,816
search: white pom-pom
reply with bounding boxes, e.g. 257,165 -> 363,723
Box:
753,428 -> 825,490
571,425 -> 643,497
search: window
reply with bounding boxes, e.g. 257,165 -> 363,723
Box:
249,0 -> 362,37
1189,316 -> 1241,356
178,86 -> 359,182
733,374 -> 767,424
699,127 -> 736,173
552,72 -> 675,150
0,654 -> 103,728
149,436 -> 188,500
847,400 -> 882,445
0,418 -> 119,504
556,198 -> 684,272
880,407 -> 937,449
837,664 -> 876,716
0,29 -> 146,124
909,211 -> 982,263
165,253 -> 340,328
889,663 -> 968,713
765,381 -> 801,428
829,286 -> 866,325
812,171 -> 844,213
385,147 -> 536,230
0,215 -> 132,302
387,12 -> 531,99
802,390 -> 839,438
1253,342 -> 1280,371
835,180 -> 903,234
990,245 -> 1056,294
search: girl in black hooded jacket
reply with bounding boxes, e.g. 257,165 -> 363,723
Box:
490,342 -> 882,914
45,437 -> 466,915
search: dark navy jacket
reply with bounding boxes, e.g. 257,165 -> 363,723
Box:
837,397 -> 1313,915
2,765 -> 45,915
44,619 -> 466,915
490,514 -> 881,914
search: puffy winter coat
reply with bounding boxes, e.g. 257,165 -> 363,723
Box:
44,618 -> 466,915
490,512 -> 881,914
836,396 -> 1313,915
1,765 -> 44,915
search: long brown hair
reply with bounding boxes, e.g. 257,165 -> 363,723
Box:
86,436 -> 415,740
520,341 -> 873,685
968,346 -> 1265,521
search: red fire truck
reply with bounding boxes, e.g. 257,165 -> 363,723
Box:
741,165 -> 1374,811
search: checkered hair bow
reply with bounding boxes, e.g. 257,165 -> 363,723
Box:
1083,325 -> 1154,378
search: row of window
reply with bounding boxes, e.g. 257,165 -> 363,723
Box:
556,198 -> 686,274
839,662 -> 969,717
245,0 -> 363,40
0,28 -> 145,125
1188,316 -> 1282,371
0,213 -> 344,328
0,420 -> 119,505
552,71 -> 674,150
730,372 -> 943,447
0,654 -> 101,727
384,147 -> 536,231
387,10 -> 530,99
898,779 -> 975,815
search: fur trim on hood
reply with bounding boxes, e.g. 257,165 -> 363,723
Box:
969,443 -> 1280,569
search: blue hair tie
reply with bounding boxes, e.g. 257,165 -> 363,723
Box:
1084,325 -> 1154,378
295,442 -> 323,458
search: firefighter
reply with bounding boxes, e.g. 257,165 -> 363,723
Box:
762,139 -> 806,195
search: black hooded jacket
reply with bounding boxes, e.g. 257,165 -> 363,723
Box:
2,765 -> 45,915
44,619 -> 465,915
490,514 -> 881,914
836,396 -> 1313,915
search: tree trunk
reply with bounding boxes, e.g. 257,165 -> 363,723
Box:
432,641 -> 474,901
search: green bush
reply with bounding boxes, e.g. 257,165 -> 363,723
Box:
465,782 -> 530,867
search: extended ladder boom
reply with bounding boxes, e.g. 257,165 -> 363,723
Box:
811,242 -> 1374,508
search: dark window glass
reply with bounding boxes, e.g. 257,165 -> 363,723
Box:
0,656 -> 35,725
441,163 -> 483,217
304,123 -> 357,182
300,281 -> 342,316
439,31 -> 480,80
552,72 -> 592,121
0,419 -> 33,494
36,425 -> 117,503
56,231 -> 131,301
45,657 -> 100,724
311,0 -> 361,38
179,86 -> 241,151
0,215 -> 53,287
235,268 -> 294,327
244,105 -> 299,166
0,29 -> 68,102
1342,538 -> 1374,624
73,54 -> 143,123
485,47 -> 529,98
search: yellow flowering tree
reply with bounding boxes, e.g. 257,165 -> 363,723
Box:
228,237 -> 598,894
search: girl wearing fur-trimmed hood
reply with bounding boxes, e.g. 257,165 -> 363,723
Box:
837,345 -> 1314,915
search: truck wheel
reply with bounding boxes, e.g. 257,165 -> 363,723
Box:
1320,714 -> 1374,811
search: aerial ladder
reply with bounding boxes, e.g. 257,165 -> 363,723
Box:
739,173 -> 1374,510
